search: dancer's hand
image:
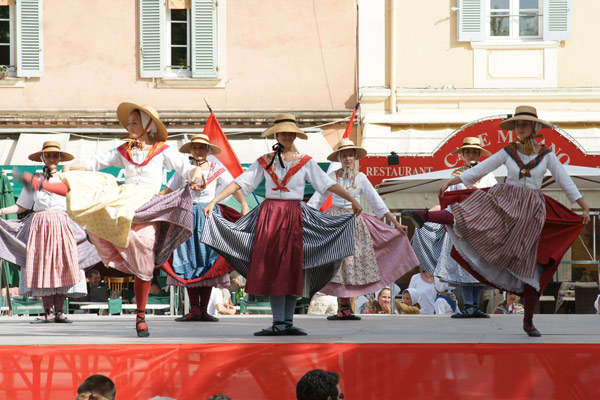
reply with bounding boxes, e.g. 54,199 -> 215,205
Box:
394,221 -> 408,235
351,199 -> 363,216
241,203 -> 250,216
438,182 -> 450,197
582,209 -> 590,225
203,202 -> 216,218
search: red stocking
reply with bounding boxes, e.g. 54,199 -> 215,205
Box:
186,287 -> 202,316
198,286 -> 212,317
134,277 -> 152,331
522,284 -> 540,334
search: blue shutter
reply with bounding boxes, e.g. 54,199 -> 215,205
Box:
16,0 -> 43,77
544,0 -> 572,41
139,0 -> 164,78
191,0 -> 217,78
456,0 -> 483,42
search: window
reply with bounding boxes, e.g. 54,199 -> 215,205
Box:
139,0 -> 222,82
457,0 -> 572,42
489,0 -> 541,39
0,5 -> 14,75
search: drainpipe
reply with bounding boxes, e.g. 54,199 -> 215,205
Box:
389,0 -> 397,114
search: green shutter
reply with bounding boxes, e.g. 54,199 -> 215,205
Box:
16,0 -> 43,77
456,0 -> 483,42
544,0 -> 572,41
139,0 -> 164,78
191,0 -> 217,78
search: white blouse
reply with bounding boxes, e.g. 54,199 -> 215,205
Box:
85,146 -> 195,194
448,167 -> 497,191
17,175 -> 66,212
167,161 -> 234,204
459,148 -> 582,204
235,154 -> 335,200
308,171 -> 389,219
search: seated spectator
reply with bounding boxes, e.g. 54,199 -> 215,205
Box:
207,394 -> 231,400
83,269 -> 109,302
408,267 -> 436,314
398,288 -> 420,314
595,294 -> 600,314
307,292 -> 338,315
229,271 -> 246,293
207,287 -> 236,316
362,288 -> 398,314
433,277 -> 458,315
296,369 -> 344,400
494,292 -> 524,314
76,374 -> 116,400
149,275 -> 165,296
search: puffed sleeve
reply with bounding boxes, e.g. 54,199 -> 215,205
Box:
166,172 -> 185,191
359,174 -> 389,219
16,186 -> 34,210
163,147 -> 195,181
546,152 -> 582,203
85,148 -> 122,171
234,161 -> 265,196
303,159 -> 336,194
306,171 -> 335,209
460,150 -> 507,188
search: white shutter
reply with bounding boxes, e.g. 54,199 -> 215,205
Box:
544,0 -> 572,41
456,0 -> 483,42
191,0 -> 217,78
139,0 -> 164,78
16,0 -> 43,78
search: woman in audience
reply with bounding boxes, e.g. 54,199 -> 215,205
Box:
494,292 -> 524,314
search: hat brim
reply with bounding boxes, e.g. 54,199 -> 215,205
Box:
327,146 -> 367,162
261,122 -> 308,140
179,141 -> 222,155
451,145 -> 492,157
498,115 -> 553,131
117,102 -> 168,142
28,150 -> 75,162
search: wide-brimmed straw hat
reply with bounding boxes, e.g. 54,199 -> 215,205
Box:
28,141 -> 74,162
498,105 -> 552,131
261,114 -> 308,140
179,134 -> 222,155
327,139 -> 367,162
117,102 -> 168,142
451,137 -> 492,157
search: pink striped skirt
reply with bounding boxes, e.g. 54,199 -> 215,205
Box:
449,183 -> 545,280
25,210 -> 81,289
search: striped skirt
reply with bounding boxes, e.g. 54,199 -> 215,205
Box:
321,207 -> 418,298
166,203 -> 241,289
411,222 -> 446,275
89,186 -> 193,281
0,211 -> 100,297
201,199 -> 355,297
442,183 -> 583,293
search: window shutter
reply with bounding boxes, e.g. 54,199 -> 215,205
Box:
139,0 -> 164,78
191,0 -> 217,78
16,0 -> 43,78
544,0 -> 572,41
456,0 -> 483,42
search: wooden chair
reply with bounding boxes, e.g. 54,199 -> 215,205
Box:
107,277 -> 130,297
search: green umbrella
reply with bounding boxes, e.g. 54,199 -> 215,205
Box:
0,172 -> 20,289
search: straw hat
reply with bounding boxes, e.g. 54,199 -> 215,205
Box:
261,114 -> 308,140
327,139 -> 367,162
179,134 -> 222,155
116,102 -> 168,142
451,137 -> 492,157
28,141 -> 74,162
498,105 -> 552,131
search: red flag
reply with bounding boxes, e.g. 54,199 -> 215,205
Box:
320,103 -> 359,212
203,112 -> 244,178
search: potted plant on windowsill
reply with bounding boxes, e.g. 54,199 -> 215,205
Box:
0,65 -> 8,80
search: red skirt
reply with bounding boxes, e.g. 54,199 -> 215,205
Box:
441,187 -> 584,294
246,199 -> 304,296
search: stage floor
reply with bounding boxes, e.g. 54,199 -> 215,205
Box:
0,314 -> 598,399
0,313 -> 598,345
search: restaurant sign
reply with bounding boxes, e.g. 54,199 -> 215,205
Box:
360,117 -> 600,187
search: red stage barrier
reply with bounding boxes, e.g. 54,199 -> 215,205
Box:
0,343 -> 598,399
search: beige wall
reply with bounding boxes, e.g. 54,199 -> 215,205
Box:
0,0 -> 357,111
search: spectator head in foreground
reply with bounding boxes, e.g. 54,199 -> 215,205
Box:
76,374 -> 116,400
296,369 -> 344,400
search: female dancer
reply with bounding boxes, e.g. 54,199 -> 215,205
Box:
202,114 -> 361,336
412,137 -> 496,317
308,139 -> 418,320
161,133 -> 249,322
0,141 -> 100,323
405,106 -> 590,336
18,103 -> 204,337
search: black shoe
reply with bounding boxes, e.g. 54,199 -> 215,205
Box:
254,322 -> 287,336
175,312 -> 203,322
284,323 -> 308,336
523,319 -> 542,337
136,309 -> 150,338
327,313 -> 361,321
200,314 -> 219,322
55,312 -> 73,324
470,308 -> 490,319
